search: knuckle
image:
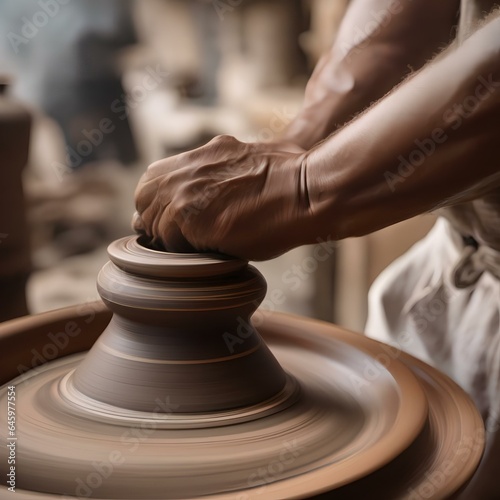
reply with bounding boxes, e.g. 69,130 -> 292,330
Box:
210,134 -> 238,145
134,179 -> 154,212
134,189 -> 145,212
145,157 -> 177,180
147,162 -> 163,178
131,212 -> 145,233
158,172 -> 175,194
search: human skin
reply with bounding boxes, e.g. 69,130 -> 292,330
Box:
134,8 -> 500,260
133,8 -> 500,496
306,12 -> 500,243
134,0 -> 458,259
134,0 -> 461,257
279,0 -> 460,150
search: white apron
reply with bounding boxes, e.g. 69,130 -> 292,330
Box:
365,217 -> 500,428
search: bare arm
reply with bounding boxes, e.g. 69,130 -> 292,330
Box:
303,10 -> 500,245
280,0 -> 460,149
134,10 -> 500,260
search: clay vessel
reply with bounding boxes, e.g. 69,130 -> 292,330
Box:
0,235 -> 485,499
70,236 -> 288,412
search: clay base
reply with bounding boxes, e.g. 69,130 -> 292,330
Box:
0,306 -> 484,499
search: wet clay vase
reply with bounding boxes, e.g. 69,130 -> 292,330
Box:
71,236 -> 288,413
0,236 -> 485,499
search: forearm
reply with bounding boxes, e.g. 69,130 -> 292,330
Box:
281,0 -> 460,150
303,11 -> 500,242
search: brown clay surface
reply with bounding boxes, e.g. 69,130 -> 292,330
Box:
0,309 -> 484,499
0,236 -> 485,498
73,236 -> 287,413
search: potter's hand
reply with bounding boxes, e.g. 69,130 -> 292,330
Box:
133,135 -> 312,260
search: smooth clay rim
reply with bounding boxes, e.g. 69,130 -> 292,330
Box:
107,236 -> 247,278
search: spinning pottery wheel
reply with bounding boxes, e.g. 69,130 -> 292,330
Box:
0,237 -> 484,499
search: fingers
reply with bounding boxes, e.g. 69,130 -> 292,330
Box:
157,210 -> 197,253
131,211 -> 145,234
132,134 -> 249,254
134,154 -> 192,251
132,205 -> 195,253
133,178 -> 197,254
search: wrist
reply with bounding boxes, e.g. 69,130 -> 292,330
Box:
263,139 -> 306,154
284,150 -> 343,248
258,151 -> 315,254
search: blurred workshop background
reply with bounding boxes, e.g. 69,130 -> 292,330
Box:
0,0 -> 435,330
